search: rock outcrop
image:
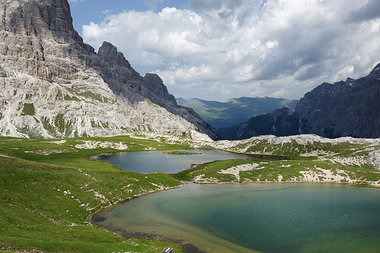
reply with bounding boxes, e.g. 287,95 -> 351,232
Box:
0,0 -> 219,139
219,63 -> 380,140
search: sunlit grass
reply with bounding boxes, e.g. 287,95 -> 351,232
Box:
0,136 -> 185,252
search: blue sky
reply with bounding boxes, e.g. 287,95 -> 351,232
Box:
70,0 -> 188,33
69,0 -> 380,101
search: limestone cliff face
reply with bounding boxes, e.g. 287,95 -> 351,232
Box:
0,0 -> 219,139
0,0 -> 94,80
295,63 -> 380,138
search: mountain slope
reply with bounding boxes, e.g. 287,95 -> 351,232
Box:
0,0 -> 218,139
219,63 -> 380,140
177,97 -> 298,129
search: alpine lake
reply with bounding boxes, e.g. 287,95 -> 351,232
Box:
93,150 -> 380,253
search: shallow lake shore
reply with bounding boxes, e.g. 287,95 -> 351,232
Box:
92,182 -> 380,253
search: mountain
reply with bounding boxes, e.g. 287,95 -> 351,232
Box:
177,97 -> 298,129
0,0 -> 218,139
219,63 -> 380,140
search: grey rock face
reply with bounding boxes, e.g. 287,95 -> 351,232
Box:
143,73 -> 177,106
98,41 -> 132,69
220,63 -> 380,140
296,63 -> 380,138
0,0 -> 94,80
0,0 -> 219,139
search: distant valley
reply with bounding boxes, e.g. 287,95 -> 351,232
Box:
177,97 -> 298,129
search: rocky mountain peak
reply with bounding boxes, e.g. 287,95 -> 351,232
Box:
1,0 -> 83,44
220,62 -> 380,140
143,73 -> 177,106
98,41 -> 131,68
143,73 -> 162,83
0,0 -> 219,139
98,42 -> 118,59
369,63 -> 380,77
0,0 -> 96,81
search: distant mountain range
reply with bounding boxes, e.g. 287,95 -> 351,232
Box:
177,97 -> 298,129
219,63 -> 380,140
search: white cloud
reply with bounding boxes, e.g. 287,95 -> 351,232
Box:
82,0 -> 380,101
266,40 -> 278,49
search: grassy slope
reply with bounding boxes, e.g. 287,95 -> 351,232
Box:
0,136 -> 187,253
1,134 -> 380,252
174,158 -> 379,184
176,139 -> 380,185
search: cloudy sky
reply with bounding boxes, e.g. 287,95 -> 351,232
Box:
69,0 -> 380,101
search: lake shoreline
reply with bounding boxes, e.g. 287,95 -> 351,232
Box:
193,179 -> 380,188
91,182 -> 380,253
91,181 -> 261,253
89,183 -> 186,222
89,182 -> 212,252
90,179 -> 379,253
88,144 -> 380,252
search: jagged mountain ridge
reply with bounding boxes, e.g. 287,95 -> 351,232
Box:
177,97 -> 298,129
219,63 -> 380,140
0,0 -> 218,139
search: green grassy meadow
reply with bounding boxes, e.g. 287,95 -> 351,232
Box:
1,134 -> 379,252
177,138 -> 380,185
174,158 -> 380,184
0,136 -> 187,253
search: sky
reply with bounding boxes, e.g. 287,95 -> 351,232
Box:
69,0 -> 380,101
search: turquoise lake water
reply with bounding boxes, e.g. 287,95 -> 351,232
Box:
93,183 -> 380,253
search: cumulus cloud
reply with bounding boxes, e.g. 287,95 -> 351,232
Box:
82,0 -> 380,101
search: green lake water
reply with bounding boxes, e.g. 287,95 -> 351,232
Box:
93,183 -> 380,253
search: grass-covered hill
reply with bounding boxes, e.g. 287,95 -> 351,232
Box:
175,135 -> 380,186
0,135 -> 187,253
1,133 -> 379,253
